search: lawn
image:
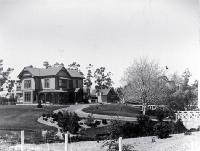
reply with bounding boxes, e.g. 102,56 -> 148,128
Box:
82,104 -> 141,117
0,105 -> 68,131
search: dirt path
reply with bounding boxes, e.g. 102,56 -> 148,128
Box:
56,104 -> 138,121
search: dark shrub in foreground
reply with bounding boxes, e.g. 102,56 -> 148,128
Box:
137,115 -> 155,136
153,122 -> 172,139
146,107 -> 175,121
173,119 -> 187,134
102,119 -> 108,125
57,112 -> 80,134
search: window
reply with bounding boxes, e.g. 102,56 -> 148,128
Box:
24,80 -> 31,89
44,78 -> 50,88
24,92 -> 31,102
76,80 -> 78,88
69,80 -> 73,88
59,79 -> 67,87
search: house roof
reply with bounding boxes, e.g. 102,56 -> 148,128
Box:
18,66 -> 84,78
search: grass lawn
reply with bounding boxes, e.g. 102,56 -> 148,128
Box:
0,105 -> 68,131
82,104 -> 141,118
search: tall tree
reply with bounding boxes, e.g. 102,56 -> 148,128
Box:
167,70 -> 198,111
94,67 -> 113,92
84,64 -> 93,97
0,59 -> 14,90
122,58 -> 168,115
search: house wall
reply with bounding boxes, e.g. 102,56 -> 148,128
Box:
41,78 -> 55,89
101,95 -> 107,102
21,78 -> 35,90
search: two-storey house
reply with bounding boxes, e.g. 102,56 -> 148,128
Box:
18,65 -> 84,104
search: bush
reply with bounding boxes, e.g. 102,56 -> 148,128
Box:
0,97 -> 17,105
184,130 -> 192,135
173,119 -> 187,134
51,113 -> 58,121
137,115 -> 155,136
153,122 -> 172,139
42,113 -> 46,117
146,107 -> 175,121
57,112 -> 80,134
102,119 -> 108,125
102,139 -> 135,151
95,120 -> 101,126
85,114 -> 95,127
37,100 -> 42,108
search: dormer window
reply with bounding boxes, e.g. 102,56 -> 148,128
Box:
44,78 -> 50,88
24,80 -> 31,89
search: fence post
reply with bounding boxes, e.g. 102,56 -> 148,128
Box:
65,132 -> 69,151
21,130 -> 24,151
119,137 -> 122,151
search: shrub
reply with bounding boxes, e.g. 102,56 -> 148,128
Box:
108,120 -> 123,139
95,120 -> 101,126
102,119 -> 108,125
184,130 -> 192,135
52,113 -> 58,121
42,113 -> 46,117
102,139 -> 135,151
58,112 -> 80,134
146,107 -> 175,121
173,119 -> 187,134
85,114 -> 95,127
137,115 -> 155,136
37,100 -> 42,108
153,122 -> 172,139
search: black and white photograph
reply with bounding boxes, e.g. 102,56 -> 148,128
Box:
0,0 -> 199,150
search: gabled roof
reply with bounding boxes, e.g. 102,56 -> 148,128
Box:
67,69 -> 84,78
18,66 -> 84,79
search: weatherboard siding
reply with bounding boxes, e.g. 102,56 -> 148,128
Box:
41,78 -> 55,89
21,78 -> 35,90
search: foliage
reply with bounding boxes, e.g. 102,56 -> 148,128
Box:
37,100 -> 43,108
167,69 -> 198,111
85,114 -> 95,127
0,59 -> 14,89
83,64 -> 93,99
116,87 -> 126,103
102,139 -> 135,151
43,61 -> 64,69
153,122 -> 172,139
94,67 -> 113,92
136,115 -> 155,136
0,97 -> 16,105
173,119 -> 187,134
108,120 -> 123,139
57,112 -> 80,134
122,58 -> 168,115
102,119 -> 108,125
146,107 -> 175,122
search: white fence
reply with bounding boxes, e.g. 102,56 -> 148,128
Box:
175,111 -> 200,129
19,131 -> 123,151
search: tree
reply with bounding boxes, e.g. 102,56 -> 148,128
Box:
116,87 -> 126,103
43,61 -> 51,69
167,69 -> 198,111
68,62 -> 80,71
94,67 -> 113,92
83,64 -> 93,98
0,59 -> 14,89
122,58 -> 168,115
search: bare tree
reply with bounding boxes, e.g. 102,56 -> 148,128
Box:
122,58 -> 168,115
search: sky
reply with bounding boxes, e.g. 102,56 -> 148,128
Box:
0,0 -> 199,87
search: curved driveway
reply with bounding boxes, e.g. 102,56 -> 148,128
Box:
57,104 -> 138,122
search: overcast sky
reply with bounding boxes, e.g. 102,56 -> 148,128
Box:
0,0 -> 199,86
